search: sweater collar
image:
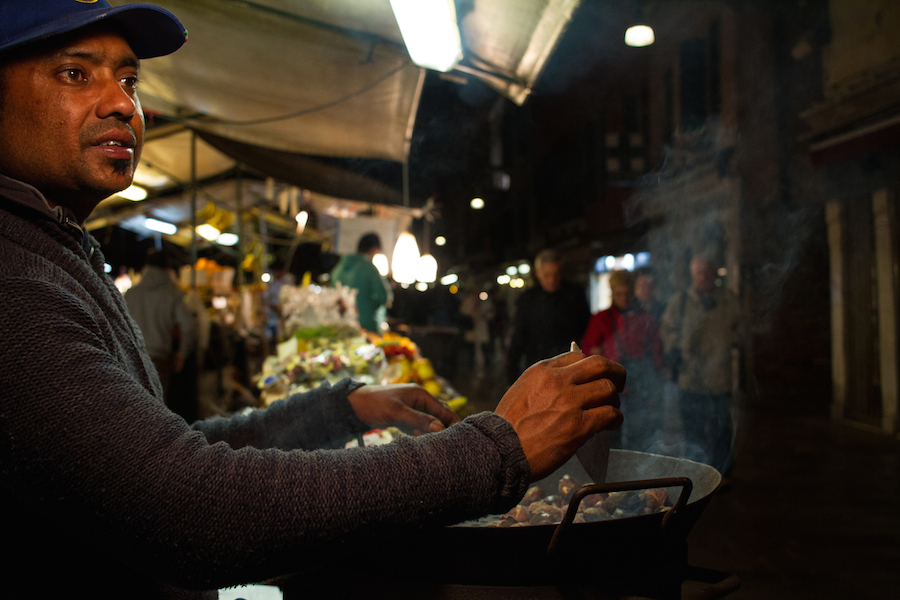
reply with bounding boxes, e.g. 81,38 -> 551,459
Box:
0,174 -> 96,258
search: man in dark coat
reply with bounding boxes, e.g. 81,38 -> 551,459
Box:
506,249 -> 592,383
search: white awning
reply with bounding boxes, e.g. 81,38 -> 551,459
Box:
102,0 -> 582,239
113,0 -> 581,163
113,0 -> 426,162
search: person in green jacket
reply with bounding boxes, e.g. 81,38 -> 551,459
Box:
332,232 -> 390,332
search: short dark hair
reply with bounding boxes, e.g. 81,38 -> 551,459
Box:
145,248 -> 169,269
357,232 -> 382,254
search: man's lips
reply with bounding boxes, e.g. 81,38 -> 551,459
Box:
88,129 -> 137,160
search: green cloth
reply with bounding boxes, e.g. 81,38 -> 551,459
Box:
332,253 -> 389,332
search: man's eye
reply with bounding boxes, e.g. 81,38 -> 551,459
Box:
63,68 -> 85,81
121,76 -> 139,90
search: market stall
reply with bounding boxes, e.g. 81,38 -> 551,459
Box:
254,282 -> 468,430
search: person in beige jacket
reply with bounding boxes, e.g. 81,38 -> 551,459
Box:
661,255 -> 742,474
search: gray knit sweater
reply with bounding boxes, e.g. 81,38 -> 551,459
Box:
0,175 -> 530,598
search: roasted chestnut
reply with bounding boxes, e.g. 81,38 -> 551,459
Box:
558,474 -> 578,501
504,505 -> 531,523
522,486 -> 544,504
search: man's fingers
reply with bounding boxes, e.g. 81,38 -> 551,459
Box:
540,345 -> 588,369
396,384 -> 459,427
582,404 -> 624,434
412,389 -> 461,427
576,378 -> 622,410
393,402 -> 446,435
567,354 -> 626,391
384,384 -> 459,434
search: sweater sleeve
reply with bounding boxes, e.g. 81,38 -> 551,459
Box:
191,378 -> 368,450
0,279 -> 530,592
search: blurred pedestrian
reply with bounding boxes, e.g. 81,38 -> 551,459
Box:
332,232 -> 390,333
460,288 -> 495,373
661,255 -> 742,475
634,267 -> 666,324
506,249 -> 591,383
582,270 -> 663,451
124,249 -> 195,404
263,261 -> 294,356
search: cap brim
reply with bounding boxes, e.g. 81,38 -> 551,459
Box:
0,4 -> 186,59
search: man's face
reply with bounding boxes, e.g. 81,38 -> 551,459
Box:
635,274 -> 653,303
691,258 -> 716,295
535,261 -> 562,293
0,27 -> 143,222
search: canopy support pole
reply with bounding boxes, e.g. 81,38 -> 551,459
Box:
236,166 -> 245,288
402,158 -> 409,208
402,67 -> 426,211
190,130 -> 198,289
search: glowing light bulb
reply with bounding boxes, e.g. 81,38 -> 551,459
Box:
196,224 -> 221,241
144,218 -> 177,236
295,211 -> 309,234
216,233 -> 239,246
416,254 -> 438,283
625,25 -> 655,47
389,0 -> 463,72
373,253 -> 390,277
391,232 -> 420,284
115,184 -> 148,201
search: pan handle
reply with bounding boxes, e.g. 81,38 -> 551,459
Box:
547,477 -> 693,555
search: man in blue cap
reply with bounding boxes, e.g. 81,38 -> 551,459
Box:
0,3 -> 624,598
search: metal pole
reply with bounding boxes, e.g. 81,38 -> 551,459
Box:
235,166 -> 245,287
402,157 -> 410,208
190,130 -> 198,289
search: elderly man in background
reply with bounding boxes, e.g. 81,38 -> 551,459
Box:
0,2 -> 624,598
506,248 -> 592,384
661,255 -> 742,475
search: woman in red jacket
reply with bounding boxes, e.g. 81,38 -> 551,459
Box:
582,270 -> 664,451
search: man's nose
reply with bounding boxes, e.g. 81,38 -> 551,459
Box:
97,78 -> 137,121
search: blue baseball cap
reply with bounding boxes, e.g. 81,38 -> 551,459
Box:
0,0 -> 187,59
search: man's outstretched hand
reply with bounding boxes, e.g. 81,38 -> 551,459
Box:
348,383 -> 460,436
495,349 -> 625,481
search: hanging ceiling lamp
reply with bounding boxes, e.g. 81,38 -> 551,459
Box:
624,2 -> 655,47
389,0 -> 463,72
416,253 -> 438,284
391,232 -> 420,284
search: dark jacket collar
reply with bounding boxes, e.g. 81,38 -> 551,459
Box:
0,173 -> 96,257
